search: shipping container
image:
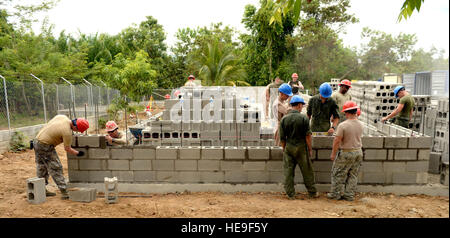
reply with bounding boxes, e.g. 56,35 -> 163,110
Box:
415,71 -> 431,95
414,70 -> 449,97
402,73 -> 415,94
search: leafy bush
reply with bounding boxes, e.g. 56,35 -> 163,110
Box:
98,118 -> 108,129
9,131 -> 28,152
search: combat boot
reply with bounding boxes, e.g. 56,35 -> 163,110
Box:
327,192 -> 341,200
45,189 -> 56,197
60,189 -> 69,200
308,192 -> 319,198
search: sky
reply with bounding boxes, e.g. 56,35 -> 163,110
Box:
30,0 -> 449,57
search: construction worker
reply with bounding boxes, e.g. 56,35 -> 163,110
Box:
33,115 -> 89,199
288,73 -> 304,95
105,121 -> 127,145
307,83 -> 340,134
327,101 -> 362,201
273,83 -> 293,146
265,77 -> 283,119
381,86 -> 414,128
279,95 -> 318,199
331,79 -> 352,123
184,75 -> 197,87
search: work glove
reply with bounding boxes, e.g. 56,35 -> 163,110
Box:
77,151 -> 85,157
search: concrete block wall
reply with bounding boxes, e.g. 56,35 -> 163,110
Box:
67,134 -> 432,186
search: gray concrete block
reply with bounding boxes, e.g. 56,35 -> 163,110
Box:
270,147 -> 283,160
408,136 -> 432,149
156,146 -> 178,160
269,171 -> 284,183
392,172 -> 417,184
220,161 -> 243,171
134,171 -> 157,182
179,146 -> 201,160
440,162 -> 449,186
405,161 -> 428,172
312,136 -> 333,149
68,170 -> 89,183
362,172 -> 385,184
68,188 -> 97,202
107,160 -> 130,170
175,160 -> 198,171
130,160 -> 152,170
27,177 -> 46,204
294,167 -> 304,183
79,159 -> 107,170
394,149 -> 417,161
243,161 -> 266,171
418,149 -> 431,161
315,172 -> 331,183
178,172 -> 201,183
201,146 -> 223,160
111,148 -> 133,159
133,148 -> 156,160
198,160 -> 220,171
224,146 -> 246,160
88,171 -> 112,182
383,162 -> 406,172
416,172 -> 428,184
111,171 -> 134,182
312,161 -> 333,172
384,137 -> 408,148
248,171 -> 270,182
428,152 -> 441,174
200,171 -> 225,183
361,162 -> 383,172
225,171 -> 248,183
317,149 -> 333,160
362,136 -> 384,149
67,148 -> 88,160
77,135 -> 101,148
156,171 -> 179,182
387,149 -> 394,160
68,159 -> 78,170
266,161 -> 283,171
71,135 -> 77,147
363,149 -> 387,161
89,148 -> 110,159
247,146 -> 270,160
153,160 -> 174,170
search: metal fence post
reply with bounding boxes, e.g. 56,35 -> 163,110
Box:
55,83 -> 59,112
30,74 -> 47,123
99,80 -> 109,105
0,75 -> 11,136
61,77 -> 76,118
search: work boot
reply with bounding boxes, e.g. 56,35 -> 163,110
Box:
327,192 -> 341,200
308,192 -> 319,199
287,196 -> 296,200
341,196 -> 354,201
45,189 -> 56,197
60,189 -> 69,200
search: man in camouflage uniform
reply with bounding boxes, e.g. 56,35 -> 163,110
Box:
33,115 -> 89,199
327,101 -> 362,201
307,83 -> 340,134
279,95 -> 318,199
265,77 -> 283,119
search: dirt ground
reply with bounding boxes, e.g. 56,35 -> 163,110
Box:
0,147 -> 448,218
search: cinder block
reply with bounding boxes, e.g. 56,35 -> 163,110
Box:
130,160 -> 152,170
153,160 -> 174,170
312,161 -> 333,172
27,177 -> 46,204
247,146 -> 270,160
201,146 -> 224,160
68,188 -> 97,203
418,149 -> 431,161
406,161 -> 428,172
156,146 -> 178,159
384,137 -> 408,148
77,135 -> 102,148
270,147 -> 283,160
243,161 -> 266,171
89,148 -> 110,159
315,172 -> 331,183
89,171 -> 112,182
361,162 -> 383,172
71,135 -> 77,147
225,171 -> 248,183
198,160 -> 220,171
107,160 -> 130,170
266,161 -> 283,171
134,171 -> 157,182
175,160 -> 198,171
394,149 -> 417,161
68,170 -> 89,183
392,172 -> 417,184
179,146 -> 201,160
408,136 -> 432,149
79,160 -> 107,170
220,161 -> 243,171
67,148 -> 88,159
416,172 -> 428,184
312,136 -> 333,149
156,171 -> 179,182
133,148 -> 156,160
317,149 -> 333,160
224,146 -> 246,160
68,160 -> 78,170
387,149 -> 394,160
269,171 -> 284,183
248,171 -> 270,182
383,162 -> 406,172
428,152 -> 441,174
111,148 -> 133,159
364,149 -> 387,161
362,172 -> 385,184
200,171 -> 225,183
178,172 -> 201,183
362,136 -> 384,149
440,162 -> 449,186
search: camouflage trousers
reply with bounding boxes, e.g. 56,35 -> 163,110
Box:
283,143 -> 317,197
33,139 -> 67,191
394,117 -> 409,128
329,149 -> 362,199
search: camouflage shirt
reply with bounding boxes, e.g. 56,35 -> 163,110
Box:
306,95 -> 340,132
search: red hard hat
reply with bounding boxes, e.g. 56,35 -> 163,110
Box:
105,121 -> 118,132
292,73 -> 298,78
164,94 -> 170,99
342,101 -> 359,112
76,118 -> 89,133
357,108 -> 361,116
339,79 -> 352,88
188,75 -> 195,80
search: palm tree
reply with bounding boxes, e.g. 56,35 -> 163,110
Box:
192,39 -> 249,86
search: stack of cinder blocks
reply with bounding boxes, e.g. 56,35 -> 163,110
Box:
410,95 -> 431,132
67,134 -> 432,186
433,98 -> 449,158
329,78 -> 340,91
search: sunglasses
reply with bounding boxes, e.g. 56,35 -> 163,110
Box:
107,128 -> 118,134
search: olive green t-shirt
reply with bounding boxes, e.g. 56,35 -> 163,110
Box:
36,115 -> 73,147
398,94 -> 415,119
306,95 -> 340,132
279,110 -> 312,147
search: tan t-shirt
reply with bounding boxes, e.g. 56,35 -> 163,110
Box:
36,115 -> 73,147
331,91 -> 352,113
110,131 -> 127,145
335,118 -> 363,150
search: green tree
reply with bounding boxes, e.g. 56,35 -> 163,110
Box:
398,0 -> 425,22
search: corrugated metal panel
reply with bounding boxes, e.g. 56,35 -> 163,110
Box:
402,73 -> 415,94
431,70 -> 449,97
415,72 -> 431,95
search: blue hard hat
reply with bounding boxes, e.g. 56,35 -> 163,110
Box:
279,83 -> 293,96
290,95 -> 305,105
393,85 -> 405,98
319,83 -> 332,98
